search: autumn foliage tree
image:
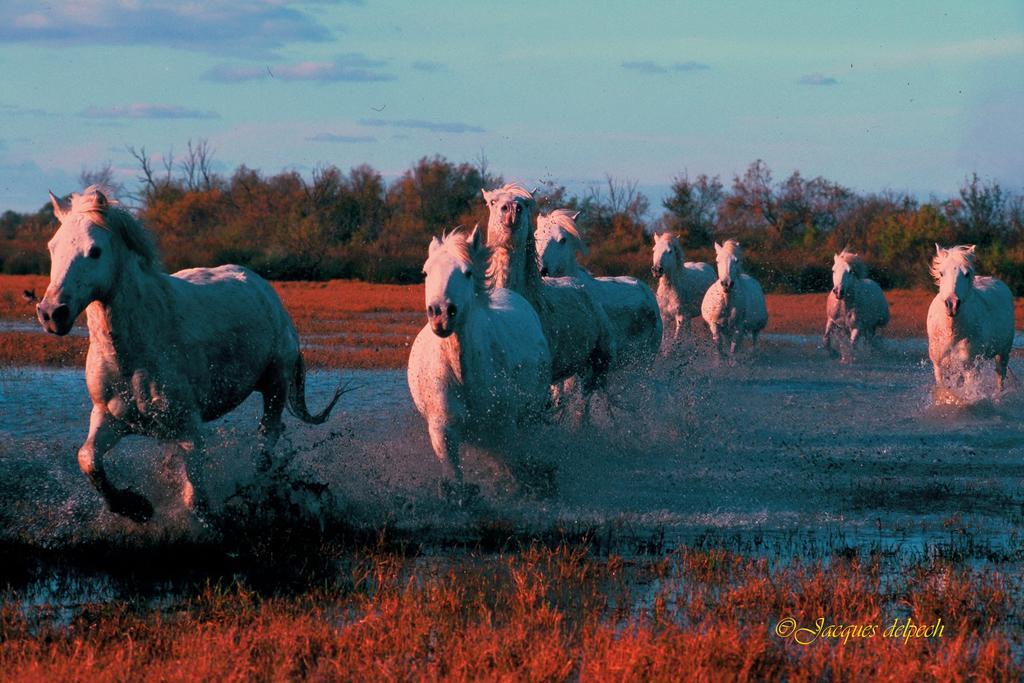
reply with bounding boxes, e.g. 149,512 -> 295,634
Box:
1,147 -> 1021,294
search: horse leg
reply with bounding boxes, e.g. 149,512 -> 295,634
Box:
257,371 -> 287,472
847,327 -> 860,362
995,353 -> 1008,393
931,358 -> 944,387
178,418 -> 210,518
675,315 -> 685,342
708,324 -> 723,356
729,330 -> 744,355
78,407 -> 153,523
428,417 -> 464,499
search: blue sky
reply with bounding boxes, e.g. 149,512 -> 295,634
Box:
0,0 -> 1021,212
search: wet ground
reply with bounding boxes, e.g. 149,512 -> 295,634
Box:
2,333 -> 1022,564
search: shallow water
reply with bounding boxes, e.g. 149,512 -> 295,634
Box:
1,335 -> 1022,562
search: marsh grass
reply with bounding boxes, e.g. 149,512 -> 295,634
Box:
1,503 -> 1022,681
1,531 -> 1021,681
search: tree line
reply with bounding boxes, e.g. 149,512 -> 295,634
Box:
2,144 -> 1022,293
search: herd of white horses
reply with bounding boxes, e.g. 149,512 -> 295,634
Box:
33,184 -> 1017,519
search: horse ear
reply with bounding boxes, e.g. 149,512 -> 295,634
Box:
429,236 -> 443,255
468,224 -> 482,251
714,242 -> 723,254
480,188 -> 490,202
93,190 -> 108,211
48,190 -> 65,221
572,211 -> 581,221
935,243 -> 945,256
966,244 -> 976,254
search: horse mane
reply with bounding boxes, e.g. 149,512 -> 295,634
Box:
66,185 -> 161,272
720,239 -> 741,256
438,229 -> 490,294
538,209 -> 586,253
930,245 -> 976,283
538,209 -> 582,240
836,248 -> 867,278
491,183 -> 535,204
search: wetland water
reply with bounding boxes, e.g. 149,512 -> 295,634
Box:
1,334 -> 1022,562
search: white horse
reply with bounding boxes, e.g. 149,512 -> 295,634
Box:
823,249 -> 890,358
700,240 -> 768,355
482,184 -> 615,394
535,209 -> 661,367
927,244 -> 1014,393
36,187 -> 344,523
650,233 -> 716,342
407,227 -> 551,497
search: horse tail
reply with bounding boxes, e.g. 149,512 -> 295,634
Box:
287,353 -> 345,424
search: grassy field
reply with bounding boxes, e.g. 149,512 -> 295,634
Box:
3,275 -> 1021,369
1,540 -> 1020,681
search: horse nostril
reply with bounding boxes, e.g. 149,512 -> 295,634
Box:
51,304 -> 70,326
446,304 -> 457,318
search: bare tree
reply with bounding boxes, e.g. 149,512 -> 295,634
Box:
127,145 -> 157,196
78,161 -> 124,199
126,144 -> 175,204
180,138 -> 215,191
590,175 -> 648,220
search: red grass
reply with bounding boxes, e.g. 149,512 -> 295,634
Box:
0,547 -> 1019,681
2,276 -> 1021,370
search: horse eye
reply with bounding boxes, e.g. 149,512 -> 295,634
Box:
464,269 -> 473,278
87,246 -> 102,259
489,199 -> 496,206
557,237 -> 566,244
421,270 -> 427,278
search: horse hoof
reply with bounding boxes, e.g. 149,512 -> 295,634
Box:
109,490 -> 155,524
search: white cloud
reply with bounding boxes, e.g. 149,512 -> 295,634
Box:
0,1 -> 352,57
79,104 -> 220,119
204,54 -> 394,83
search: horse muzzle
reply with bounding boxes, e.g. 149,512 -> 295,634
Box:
945,297 -> 960,317
720,279 -> 733,292
832,287 -> 843,300
651,266 -> 664,277
36,300 -> 74,336
427,303 -> 458,337
501,202 -> 522,228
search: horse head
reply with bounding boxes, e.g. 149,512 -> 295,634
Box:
37,187 -> 155,335
422,226 -> 489,338
652,233 -> 684,278
535,209 -> 584,277
481,183 -> 535,252
714,240 -> 742,292
932,244 -> 976,318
